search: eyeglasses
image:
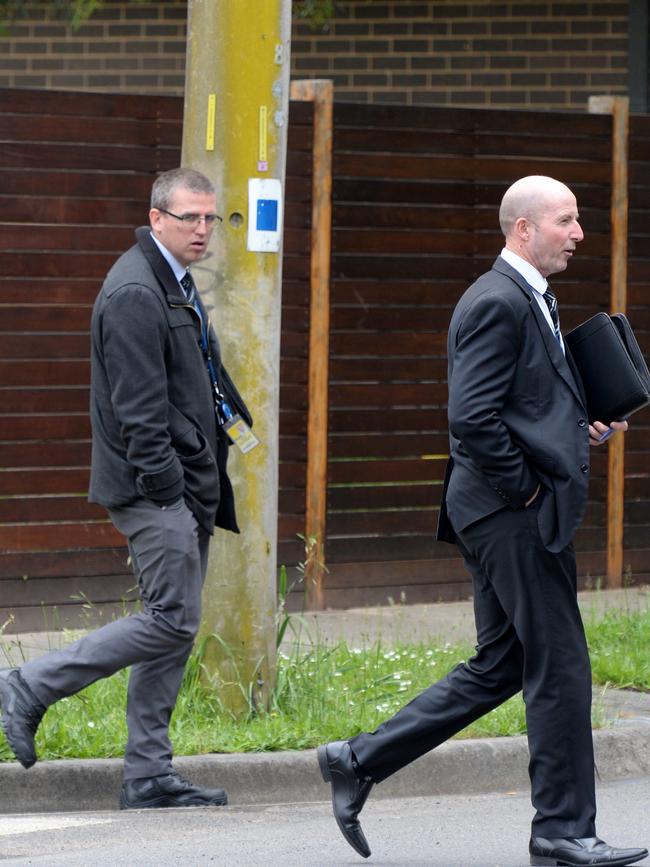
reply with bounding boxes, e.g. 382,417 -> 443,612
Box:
157,208 -> 223,227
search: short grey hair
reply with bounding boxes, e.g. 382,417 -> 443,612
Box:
150,168 -> 215,210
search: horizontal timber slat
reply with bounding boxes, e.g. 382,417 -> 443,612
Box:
1,442 -> 91,467
328,458 -> 446,485
0,114 -> 181,147
0,360 -> 90,387
328,484 -> 441,510
0,548 -> 130,580
0,415 -> 91,440
1,389 -> 90,414
319,583 -> 473,609
0,497 -> 104,523
328,407 -> 450,433
328,432 -> 450,459
0,522 -> 124,552
0,574 -> 138,608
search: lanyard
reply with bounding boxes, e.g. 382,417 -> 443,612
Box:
191,296 -> 233,424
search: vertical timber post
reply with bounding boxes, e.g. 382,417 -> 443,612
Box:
588,95 -> 630,588
290,80 -> 333,611
182,1 -> 292,712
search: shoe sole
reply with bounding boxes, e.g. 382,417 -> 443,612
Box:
531,854 -> 647,867
120,794 -> 228,810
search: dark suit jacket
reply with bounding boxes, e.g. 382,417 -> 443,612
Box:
437,256 -> 590,554
89,227 -> 252,534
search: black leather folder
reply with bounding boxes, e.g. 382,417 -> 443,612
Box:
564,312 -> 650,422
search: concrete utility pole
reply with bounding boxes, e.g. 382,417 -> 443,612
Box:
181,0 -> 292,713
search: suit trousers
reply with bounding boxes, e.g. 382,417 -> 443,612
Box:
21,498 -> 209,780
350,496 -> 597,837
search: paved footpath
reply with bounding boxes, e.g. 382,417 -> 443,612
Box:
0,780 -> 649,866
0,588 -> 648,816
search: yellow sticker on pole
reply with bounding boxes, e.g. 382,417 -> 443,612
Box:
206,94 -> 216,151
258,104 -> 268,171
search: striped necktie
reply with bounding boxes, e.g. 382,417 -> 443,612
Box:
542,287 -> 562,343
181,272 -> 228,417
180,271 -> 207,344
180,271 -> 197,305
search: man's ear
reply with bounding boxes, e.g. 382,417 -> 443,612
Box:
149,208 -> 161,234
514,216 -> 530,241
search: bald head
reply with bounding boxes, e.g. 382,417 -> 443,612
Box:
499,175 -> 574,239
498,175 -> 583,277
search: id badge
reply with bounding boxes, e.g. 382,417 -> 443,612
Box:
222,413 -> 260,454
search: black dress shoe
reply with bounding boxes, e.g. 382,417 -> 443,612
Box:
317,740 -> 374,859
120,772 -> 228,809
530,836 -> 648,866
0,668 -> 46,769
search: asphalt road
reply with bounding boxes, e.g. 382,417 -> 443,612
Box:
0,778 -> 648,866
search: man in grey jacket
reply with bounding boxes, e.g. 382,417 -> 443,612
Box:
0,168 -> 251,809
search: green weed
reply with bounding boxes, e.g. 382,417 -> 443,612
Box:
0,606 -> 647,763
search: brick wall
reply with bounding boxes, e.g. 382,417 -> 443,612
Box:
0,1 -> 631,113
294,0 -> 629,109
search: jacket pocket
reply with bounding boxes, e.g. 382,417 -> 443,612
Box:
178,430 -> 220,522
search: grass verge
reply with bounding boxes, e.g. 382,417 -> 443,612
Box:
0,605 -> 647,763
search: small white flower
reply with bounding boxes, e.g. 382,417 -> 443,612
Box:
87,721 -> 95,729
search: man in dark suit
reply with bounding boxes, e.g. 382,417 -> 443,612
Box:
0,168 -> 251,809
318,176 -> 647,866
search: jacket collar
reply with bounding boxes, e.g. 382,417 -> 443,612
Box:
492,256 -> 586,409
135,226 -> 187,305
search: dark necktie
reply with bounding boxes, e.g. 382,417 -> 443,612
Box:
180,271 -> 207,344
542,287 -> 562,343
181,272 -> 228,419
180,271 -> 197,304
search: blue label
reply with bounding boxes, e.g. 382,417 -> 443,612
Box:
256,198 -> 278,232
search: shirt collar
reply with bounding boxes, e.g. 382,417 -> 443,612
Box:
150,232 -> 187,286
501,247 -> 565,353
500,247 -> 548,297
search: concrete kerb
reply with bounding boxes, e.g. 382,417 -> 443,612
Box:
0,587 -> 648,814
0,718 -> 648,815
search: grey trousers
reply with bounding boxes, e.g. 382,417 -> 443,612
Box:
21,498 -> 210,780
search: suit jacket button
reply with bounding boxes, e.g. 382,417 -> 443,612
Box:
578,418 -> 587,428
580,464 -> 589,473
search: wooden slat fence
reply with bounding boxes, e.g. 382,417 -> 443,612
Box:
0,88 -> 314,630
625,111 -> 650,585
318,102 -> 646,608
1,89 -> 648,627
0,89 -> 180,630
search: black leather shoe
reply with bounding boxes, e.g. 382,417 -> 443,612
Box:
0,668 -> 46,769
120,772 -> 228,809
530,836 -> 648,866
317,740 -> 373,859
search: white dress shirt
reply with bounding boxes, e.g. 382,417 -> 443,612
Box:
500,247 -> 565,353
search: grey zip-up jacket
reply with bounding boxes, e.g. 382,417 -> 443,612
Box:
88,227 -> 252,534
